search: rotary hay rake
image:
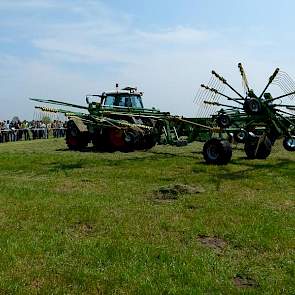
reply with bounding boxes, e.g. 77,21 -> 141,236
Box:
195,63 -> 295,163
30,64 -> 295,165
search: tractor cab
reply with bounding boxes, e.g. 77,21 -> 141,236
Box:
101,86 -> 144,109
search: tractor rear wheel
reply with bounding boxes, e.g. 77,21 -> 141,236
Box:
107,128 -> 129,152
203,138 -> 232,165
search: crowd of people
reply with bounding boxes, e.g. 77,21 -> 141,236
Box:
0,120 -> 67,143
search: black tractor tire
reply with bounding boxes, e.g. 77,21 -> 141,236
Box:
244,135 -> 272,159
122,130 -> 137,152
283,136 -> 295,151
203,138 -> 232,165
66,135 -> 88,151
66,134 -> 88,150
92,129 -> 108,151
216,114 -> 231,128
66,120 -> 89,150
142,133 -> 157,150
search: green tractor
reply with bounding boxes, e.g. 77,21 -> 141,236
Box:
31,85 -> 183,152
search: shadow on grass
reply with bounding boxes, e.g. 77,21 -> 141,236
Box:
216,158 -> 294,180
48,161 -> 84,172
56,147 -> 94,153
146,150 -> 199,159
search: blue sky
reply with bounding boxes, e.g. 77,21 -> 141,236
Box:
0,0 -> 295,119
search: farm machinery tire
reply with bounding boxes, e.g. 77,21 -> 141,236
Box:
243,98 -> 262,114
244,135 -> 272,159
233,129 -> 248,143
216,114 -> 231,128
66,121 -> 89,150
283,136 -> 295,151
203,138 -> 232,165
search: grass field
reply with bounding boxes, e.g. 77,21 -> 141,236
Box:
0,138 -> 294,294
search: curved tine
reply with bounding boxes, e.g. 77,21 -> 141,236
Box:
273,80 -> 295,101
275,72 -> 295,99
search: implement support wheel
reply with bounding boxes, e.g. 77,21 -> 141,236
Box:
244,135 -> 272,159
283,136 -> 295,151
216,114 -> 231,128
203,138 -> 232,165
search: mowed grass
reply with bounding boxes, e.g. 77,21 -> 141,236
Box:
0,138 -> 294,294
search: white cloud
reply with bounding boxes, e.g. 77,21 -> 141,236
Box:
33,38 -> 132,64
136,26 -> 213,44
0,0 -> 57,9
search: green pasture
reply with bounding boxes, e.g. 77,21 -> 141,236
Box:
0,139 -> 294,294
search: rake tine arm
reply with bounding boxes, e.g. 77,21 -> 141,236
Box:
258,68 -> 280,99
270,91 -> 295,101
275,111 -> 295,126
238,62 -> 250,92
34,106 -> 85,116
273,103 -> 295,108
35,106 -> 58,113
201,84 -> 244,105
203,100 -> 243,110
211,70 -> 245,99
29,97 -> 88,110
275,108 -> 295,117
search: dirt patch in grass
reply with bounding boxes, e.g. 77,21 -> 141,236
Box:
197,235 -> 227,252
278,200 -> 295,210
30,278 -> 44,290
53,179 -> 97,194
233,275 -> 258,288
155,184 -> 204,200
77,222 -> 94,234
54,182 -> 78,194
69,222 -> 95,238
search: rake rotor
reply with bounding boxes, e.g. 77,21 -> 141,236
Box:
195,63 -> 295,157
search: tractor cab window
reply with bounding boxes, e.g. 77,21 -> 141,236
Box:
114,96 -> 125,107
130,95 -> 143,108
104,95 -> 116,106
104,94 -> 143,108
